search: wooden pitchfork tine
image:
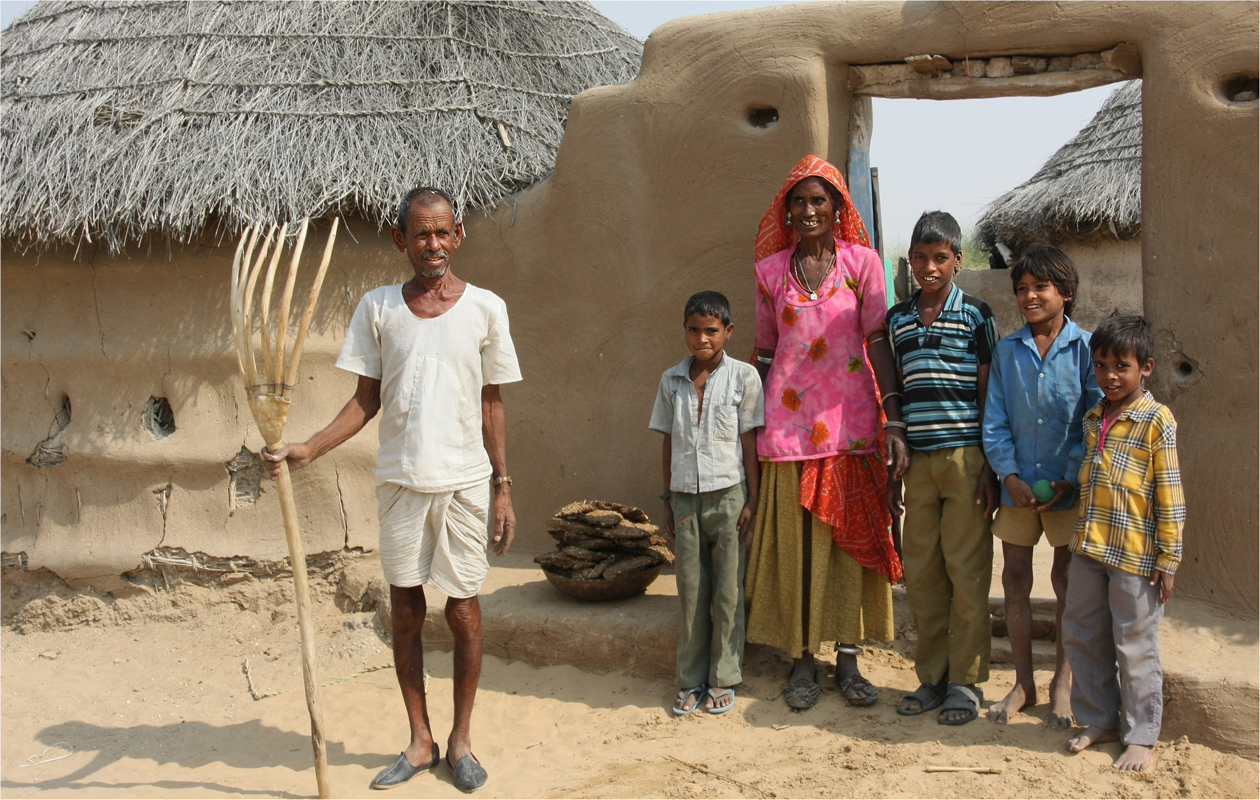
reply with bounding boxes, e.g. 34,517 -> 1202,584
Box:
230,216 -> 340,799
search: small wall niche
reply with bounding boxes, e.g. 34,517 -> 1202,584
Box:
747,106 -> 779,129
1220,74 -> 1258,105
143,396 -> 176,438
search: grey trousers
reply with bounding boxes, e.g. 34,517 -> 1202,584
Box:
1061,553 -> 1165,746
671,483 -> 747,689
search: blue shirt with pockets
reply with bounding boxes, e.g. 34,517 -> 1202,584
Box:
982,318 -> 1103,511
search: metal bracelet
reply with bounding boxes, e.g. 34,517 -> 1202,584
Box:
882,420 -> 908,430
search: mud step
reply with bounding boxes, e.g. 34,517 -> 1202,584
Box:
990,636 -> 1057,666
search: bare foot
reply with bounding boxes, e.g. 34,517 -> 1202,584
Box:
987,682 -> 1034,724
1066,725 -> 1119,753
1047,674 -> 1074,729
1113,744 -> 1153,771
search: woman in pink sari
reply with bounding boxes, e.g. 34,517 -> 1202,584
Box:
746,155 -> 910,709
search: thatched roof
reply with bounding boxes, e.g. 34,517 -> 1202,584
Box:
1,0 -> 641,252
976,80 -> 1141,251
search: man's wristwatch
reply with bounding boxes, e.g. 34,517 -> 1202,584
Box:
493,476 -> 512,489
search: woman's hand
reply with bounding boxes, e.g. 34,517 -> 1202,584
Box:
886,475 -> 904,519
885,428 -> 909,481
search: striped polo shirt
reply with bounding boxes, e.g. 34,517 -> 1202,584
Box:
886,284 -> 997,450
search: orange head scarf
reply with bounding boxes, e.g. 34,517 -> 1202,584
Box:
754,154 -> 870,263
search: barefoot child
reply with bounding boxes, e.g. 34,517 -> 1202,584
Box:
982,246 -> 1101,727
1063,315 -> 1185,771
887,212 -> 1000,725
650,291 -> 764,715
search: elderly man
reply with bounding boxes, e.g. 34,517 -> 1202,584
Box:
263,187 -> 520,792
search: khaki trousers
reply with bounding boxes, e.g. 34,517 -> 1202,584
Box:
902,446 -> 993,686
671,483 -> 747,689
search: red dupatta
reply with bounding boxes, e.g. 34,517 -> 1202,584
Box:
755,155 -> 900,582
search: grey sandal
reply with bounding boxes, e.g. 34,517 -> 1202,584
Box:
937,683 -> 984,726
896,680 -> 948,716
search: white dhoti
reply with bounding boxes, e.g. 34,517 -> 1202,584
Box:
376,481 -> 491,598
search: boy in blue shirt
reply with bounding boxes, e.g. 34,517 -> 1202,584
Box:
983,246 -> 1102,727
650,291 -> 764,715
887,212 -> 1000,725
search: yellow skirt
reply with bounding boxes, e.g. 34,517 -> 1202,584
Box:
745,460 -> 894,655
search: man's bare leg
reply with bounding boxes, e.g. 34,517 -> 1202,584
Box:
988,542 -> 1036,724
445,595 -> 482,764
391,585 -> 437,767
1047,545 -> 1074,729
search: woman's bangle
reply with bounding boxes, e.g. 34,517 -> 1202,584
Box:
755,354 -> 773,364
880,391 -> 902,405
883,420 -> 908,430
867,330 -> 888,344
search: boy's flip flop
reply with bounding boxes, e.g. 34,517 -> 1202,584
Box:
937,683 -> 984,726
673,685 -> 706,716
705,686 -> 735,714
896,680 -> 948,716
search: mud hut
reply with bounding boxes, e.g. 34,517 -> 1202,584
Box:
0,0 -> 640,583
970,80 -> 1143,330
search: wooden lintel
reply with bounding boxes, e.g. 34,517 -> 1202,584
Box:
852,68 -> 1131,100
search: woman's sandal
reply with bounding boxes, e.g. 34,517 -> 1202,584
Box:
785,677 -> 820,710
836,673 -> 879,707
896,680 -> 948,716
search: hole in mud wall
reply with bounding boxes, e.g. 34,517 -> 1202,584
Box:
225,447 -> 263,510
27,395 -> 71,469
748,106 -> 779,129
1221,74 -> 1258,104
143,397 -> 176,438
1176,361 -> 1194,378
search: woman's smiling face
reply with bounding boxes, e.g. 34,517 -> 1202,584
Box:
787,177 -> 838,244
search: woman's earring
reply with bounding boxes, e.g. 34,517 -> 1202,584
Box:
835,211 -> 842,224
785,212 -> 792,225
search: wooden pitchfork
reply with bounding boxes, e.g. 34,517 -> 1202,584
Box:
229,217 -> 340,799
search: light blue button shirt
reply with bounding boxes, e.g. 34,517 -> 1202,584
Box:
982,319 -> 1103,510
649,353 -> 765,494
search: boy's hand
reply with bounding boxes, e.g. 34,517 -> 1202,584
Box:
1032,481 -> 1073,513
737,500 -> 757,544
491,488 -> 516,555
885,429 -> 910,482
1004,474 -> 1035,507
1151,570 -> 1175,603
976,464 -> 1000,520
661,501 -> 675,542
261,442 -> 317,479
886,476 -> 904,519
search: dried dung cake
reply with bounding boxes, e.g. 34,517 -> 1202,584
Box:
535,499 -> 672,584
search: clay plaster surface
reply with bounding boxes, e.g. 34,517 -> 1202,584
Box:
3,2 -> 1256,613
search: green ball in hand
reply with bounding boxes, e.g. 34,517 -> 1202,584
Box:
1032,479 -> 1055,503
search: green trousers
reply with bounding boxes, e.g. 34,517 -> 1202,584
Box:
902,446 -> 993,686
671,483 -> 747,689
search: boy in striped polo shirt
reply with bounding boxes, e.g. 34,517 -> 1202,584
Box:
887,211 -> 1000,725
1062,315 -> 1184,772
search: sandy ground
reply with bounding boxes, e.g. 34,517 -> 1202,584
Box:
2,579 -> 1257,800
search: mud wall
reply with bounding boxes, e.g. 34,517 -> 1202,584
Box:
956,238 -> 1143,335
3,2 -> 1256,613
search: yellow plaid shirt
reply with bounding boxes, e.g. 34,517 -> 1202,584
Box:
1072,392 -> 1185,577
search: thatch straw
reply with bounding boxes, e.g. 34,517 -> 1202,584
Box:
1,1 -> 641,253
976,80 -> 1141,251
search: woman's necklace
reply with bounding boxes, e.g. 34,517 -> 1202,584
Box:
792,250 -> 836,301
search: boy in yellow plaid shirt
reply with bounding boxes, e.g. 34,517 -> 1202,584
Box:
1062,315 -> 1184,772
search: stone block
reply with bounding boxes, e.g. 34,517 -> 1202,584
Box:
1048,55 -> 1073,71
1071,52 -> 1102,70
985,57 -> 1014,78
1011,56 -> 1048,74
951,59 -> 986,78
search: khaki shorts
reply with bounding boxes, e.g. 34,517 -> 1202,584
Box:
377,481 -> 491,598
991,503 -> 1080,548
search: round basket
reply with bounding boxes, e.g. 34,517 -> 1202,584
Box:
541,564 -> 664,602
